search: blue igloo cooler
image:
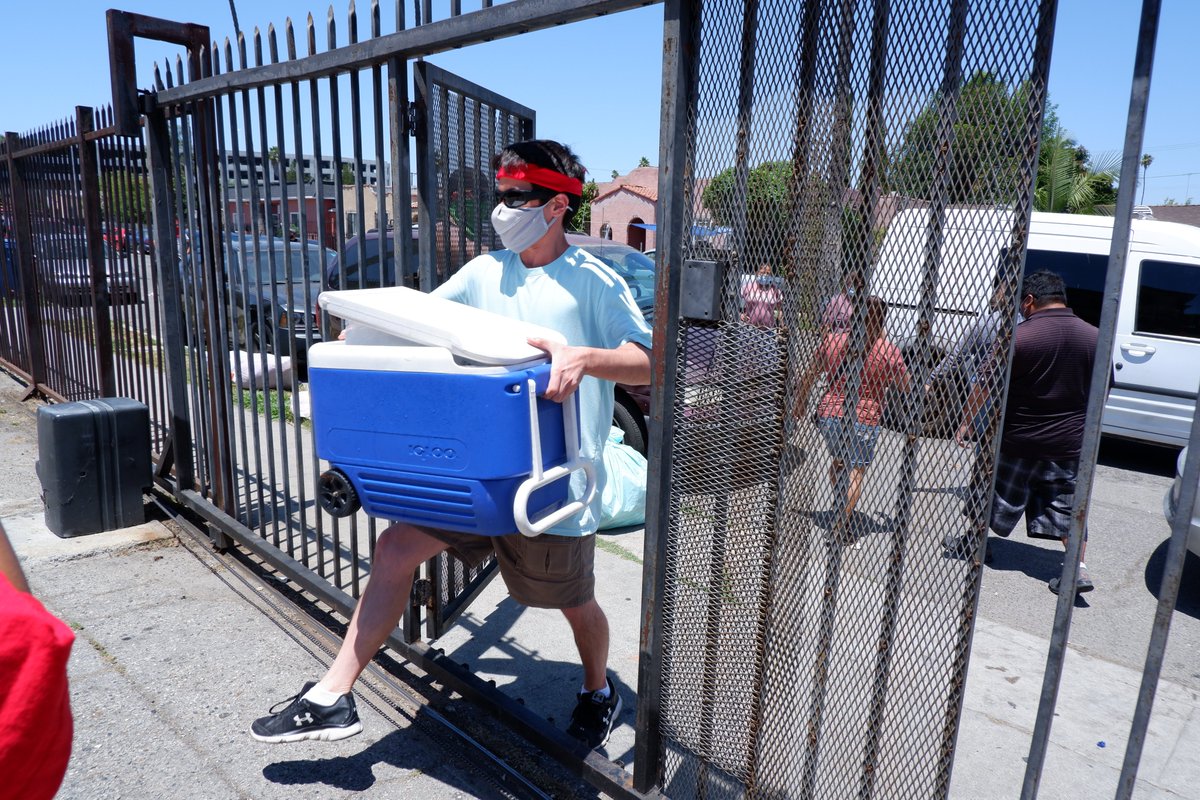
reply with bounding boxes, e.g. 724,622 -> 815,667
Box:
309,287 -> 595,537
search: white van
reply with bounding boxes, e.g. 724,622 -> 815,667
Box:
869,208 -> 1200,448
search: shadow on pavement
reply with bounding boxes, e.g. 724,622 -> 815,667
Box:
262,724 -> 501,795
1097,438 -> 1178,478
985,536 -> 1092,608
1144,542 -> 1200,620
430,596 -> 637,766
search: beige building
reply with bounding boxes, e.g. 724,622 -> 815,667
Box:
339,186 -> 419,237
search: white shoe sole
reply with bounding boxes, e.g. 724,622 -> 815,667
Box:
251,720 -> 363,743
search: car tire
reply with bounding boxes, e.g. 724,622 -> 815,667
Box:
613,393 -> 648,456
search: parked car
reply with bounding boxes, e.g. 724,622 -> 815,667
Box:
324,226 -> 420,291
1163,446 -> 1200,562
871,209 -> 1200,447
38,236 -> 139,306
566,233 -> 657,453
322,226 -> 420,340
1,237 -> 16,299
220,234 -> 335,365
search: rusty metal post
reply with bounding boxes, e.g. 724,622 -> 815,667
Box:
144,108 -> 196,494
4,132 -> 47,393
76,106 -> 117,398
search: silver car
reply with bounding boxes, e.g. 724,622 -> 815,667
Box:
1163,447 -> 1200,560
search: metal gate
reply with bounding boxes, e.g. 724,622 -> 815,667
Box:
639,0 -> 1058,796
4,1 -> 1196,798
101,5 -> 656,798
412,60 -> 536,638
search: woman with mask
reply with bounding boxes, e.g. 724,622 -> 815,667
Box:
741,263 -> 782,328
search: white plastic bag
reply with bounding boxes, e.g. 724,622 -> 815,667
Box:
598,426 -> 648,530
229,350 -> 294,390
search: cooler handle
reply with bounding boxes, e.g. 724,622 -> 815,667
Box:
513,376 -> 597,538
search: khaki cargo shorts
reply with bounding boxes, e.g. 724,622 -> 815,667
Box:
423,527 -> 596,609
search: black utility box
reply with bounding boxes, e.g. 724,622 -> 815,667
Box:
36,398 -> 151,538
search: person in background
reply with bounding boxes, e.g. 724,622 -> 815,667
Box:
251,139 -> 652,751
795,296 -> 911,545
945,270 -> 1098,595
741,263 -> 782,328
819,270 -> 865,334
926,271 -> 1023,440
0,521 -> 75,800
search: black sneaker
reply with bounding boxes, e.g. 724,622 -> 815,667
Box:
250,681 -> 363,743
942,532 -> 994,564
566,677 -> 623,749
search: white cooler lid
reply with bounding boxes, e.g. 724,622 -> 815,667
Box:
307,341 -> 545,374
319,286 -> 566,366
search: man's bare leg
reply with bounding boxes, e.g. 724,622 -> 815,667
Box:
561,599 -> 610,692
318,523 -> 449,695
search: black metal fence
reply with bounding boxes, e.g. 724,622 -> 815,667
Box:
0,109 -> 170,450
1,1 -> 1194,798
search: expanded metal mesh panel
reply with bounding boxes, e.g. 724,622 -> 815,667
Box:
418,61 -> 534,287
658,1 -> 1052,797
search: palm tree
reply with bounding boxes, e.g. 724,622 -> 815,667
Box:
1035,129 -> 1119,215
1140,153 -> 1154,204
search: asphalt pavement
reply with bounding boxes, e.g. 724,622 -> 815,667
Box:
2,367 -> 1199,799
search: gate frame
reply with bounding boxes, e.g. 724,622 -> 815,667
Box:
107,4 -> 670,799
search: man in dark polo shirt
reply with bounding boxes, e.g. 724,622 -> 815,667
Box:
944,270 -> 1099,595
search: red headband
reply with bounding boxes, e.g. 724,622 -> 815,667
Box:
496,164 -> 583,196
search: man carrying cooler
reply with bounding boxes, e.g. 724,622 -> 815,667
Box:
250,139 -> 653,749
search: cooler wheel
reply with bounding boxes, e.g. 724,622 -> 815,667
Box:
319,469 -> 361,517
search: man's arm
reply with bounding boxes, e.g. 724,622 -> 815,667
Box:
527,338 -> 651,403
792,358 -> 824,420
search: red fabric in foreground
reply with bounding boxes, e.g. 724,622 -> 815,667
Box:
0,576 -> 74,800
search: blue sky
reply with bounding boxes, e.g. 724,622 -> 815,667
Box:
1,1 -> 1196,204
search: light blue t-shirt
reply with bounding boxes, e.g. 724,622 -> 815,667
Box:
432,245 -> 653,536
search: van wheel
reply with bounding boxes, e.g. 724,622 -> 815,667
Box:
613,394 -> 648,455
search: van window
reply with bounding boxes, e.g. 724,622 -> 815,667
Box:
1135,259 -> 1200,340
1022,249 -> 1107,327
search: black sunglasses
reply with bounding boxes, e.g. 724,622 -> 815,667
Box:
495,186 -> 560,209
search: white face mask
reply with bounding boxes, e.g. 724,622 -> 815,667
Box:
491,202 -> 553,253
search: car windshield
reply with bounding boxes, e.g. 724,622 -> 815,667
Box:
579,244 -> 656,304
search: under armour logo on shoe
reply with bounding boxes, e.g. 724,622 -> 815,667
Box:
294,712 -> 314,726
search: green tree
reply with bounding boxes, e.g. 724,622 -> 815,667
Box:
340,164 -> 355,185
101,173 -> 150,224
1034,126 -> 1118,214
702,160 -> 792,266
611,169 -> 619,180
637,156 -> 651,168
888,71 -> 1030,204
569,179 -> 599,234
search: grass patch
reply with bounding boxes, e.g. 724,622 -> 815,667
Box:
595,536 -> 644,566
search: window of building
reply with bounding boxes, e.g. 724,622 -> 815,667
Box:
599,223 -> 612,240
1135,259 -> 1200,340
346,211 -> 358,237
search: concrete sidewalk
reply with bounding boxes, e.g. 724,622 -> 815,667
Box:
2,369 -> 1197,798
